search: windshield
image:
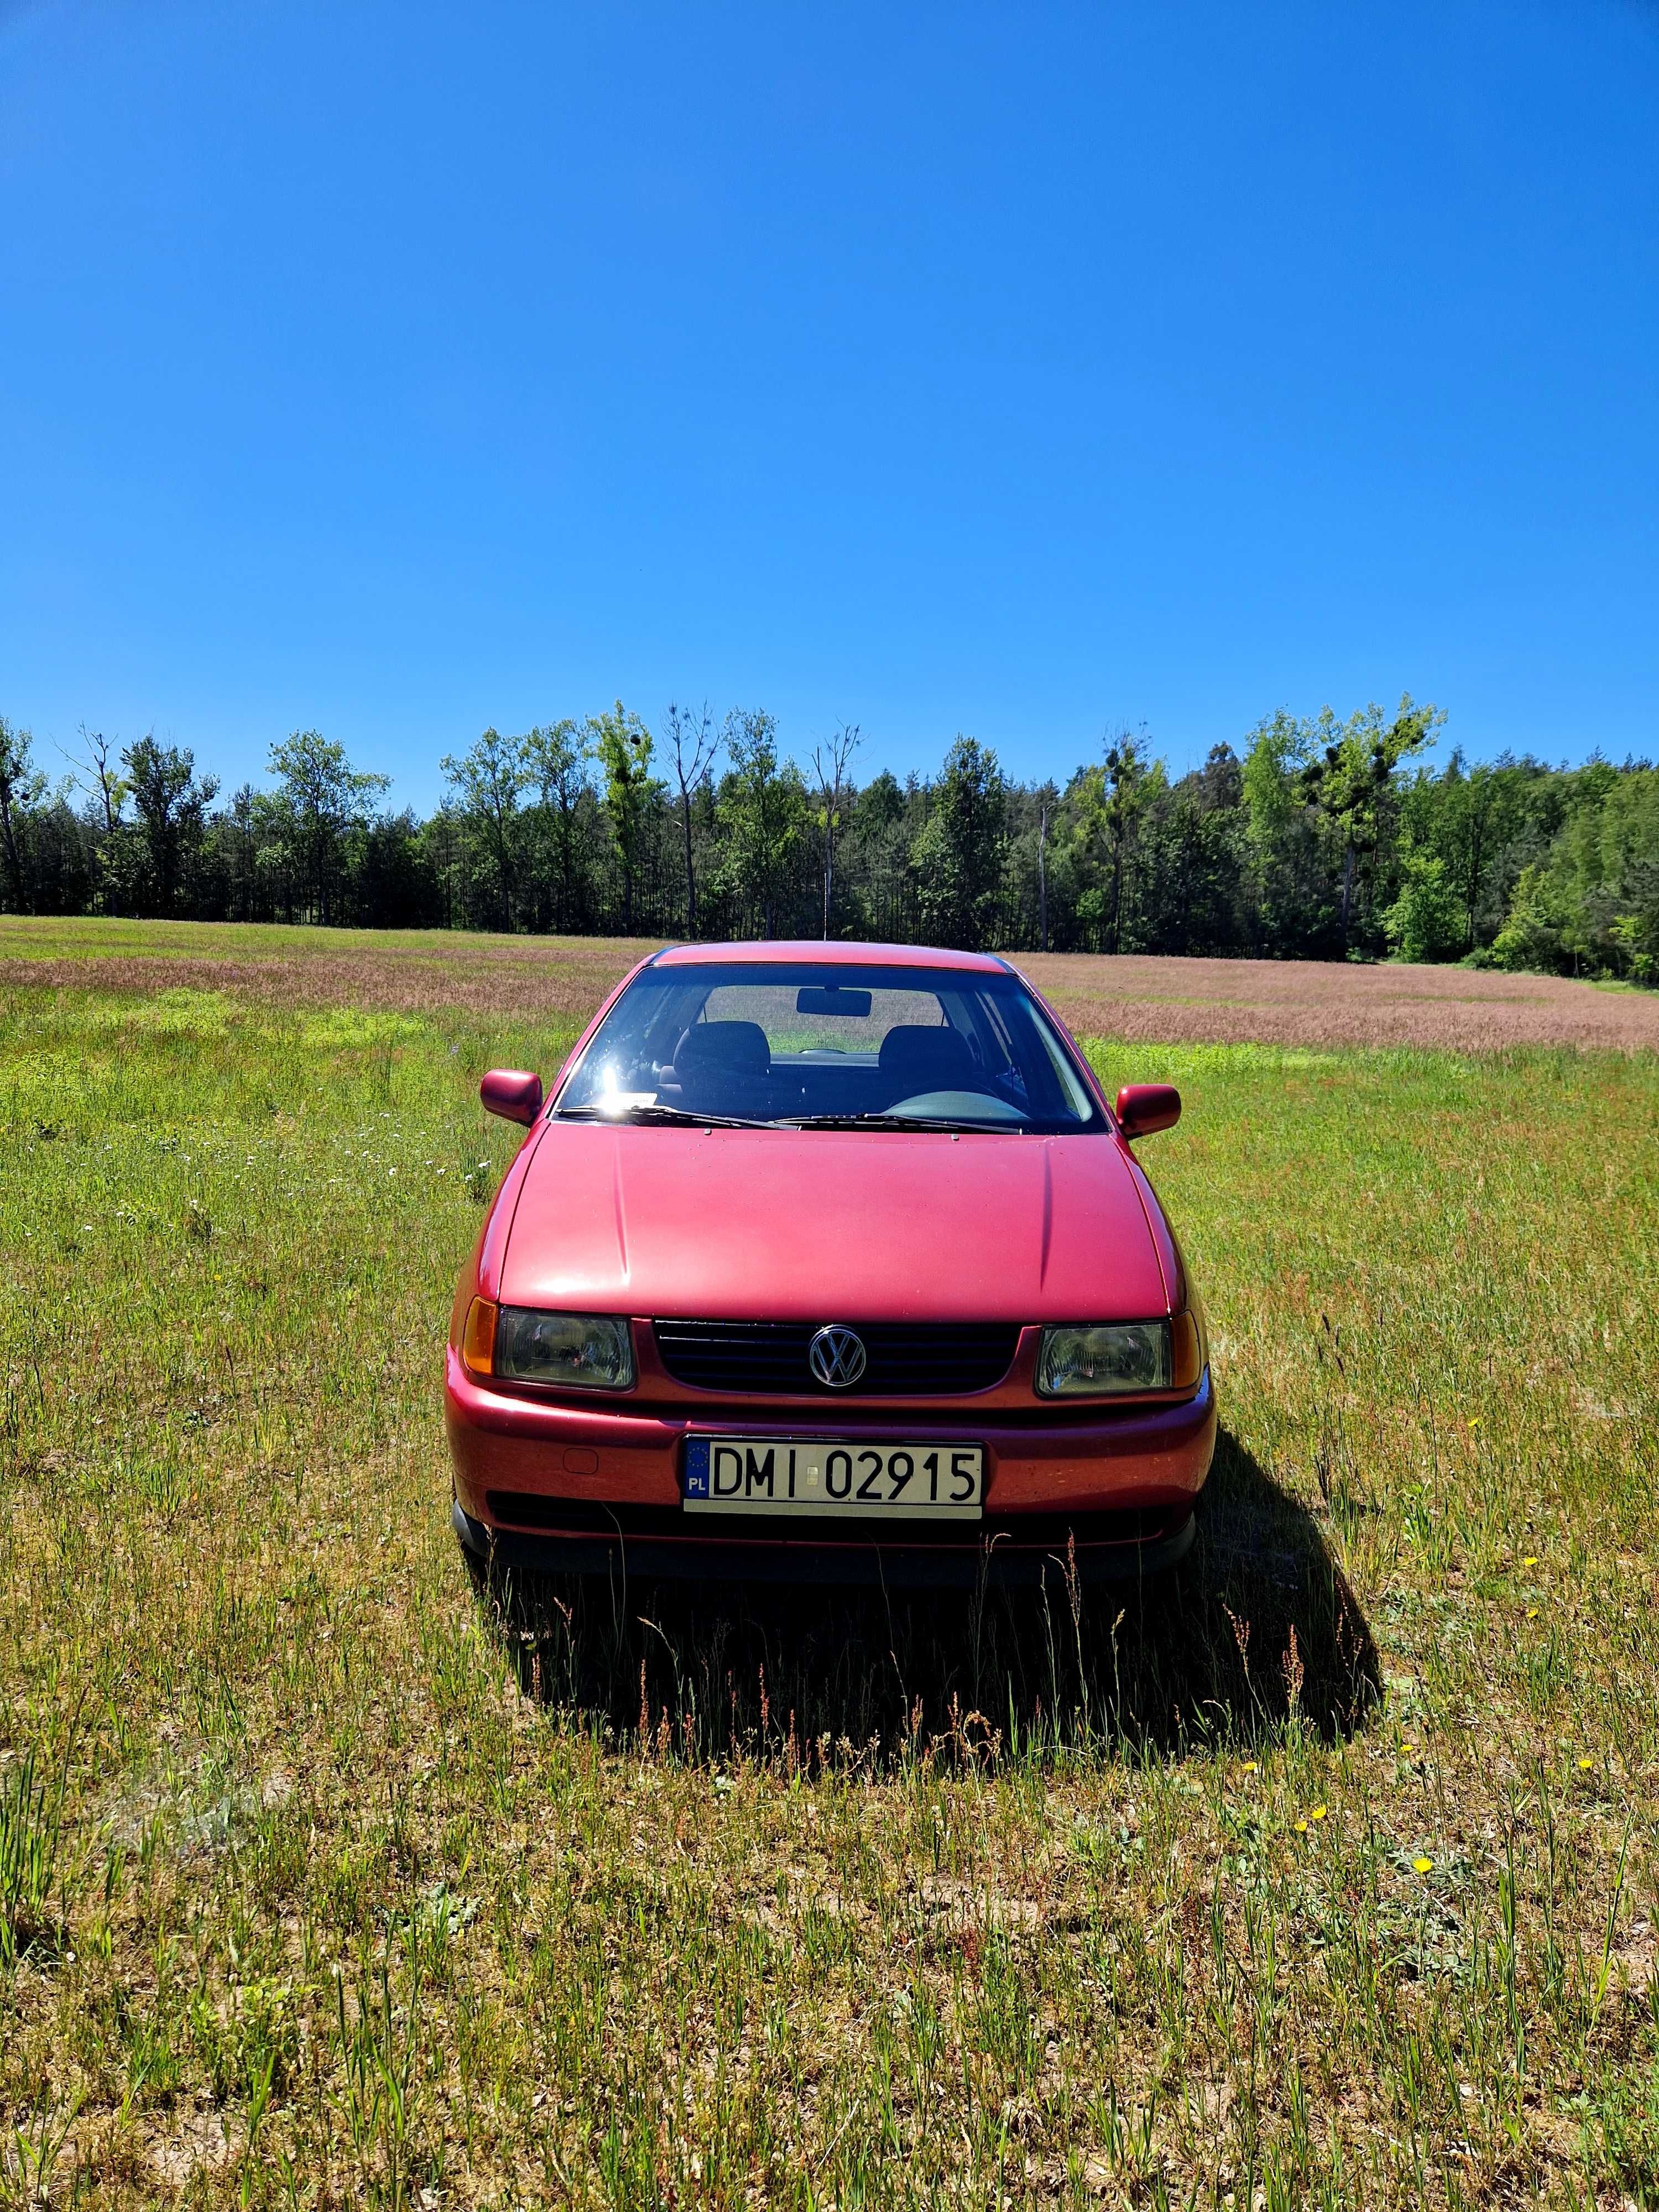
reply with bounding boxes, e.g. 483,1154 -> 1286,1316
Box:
552,961 -> 1102,1133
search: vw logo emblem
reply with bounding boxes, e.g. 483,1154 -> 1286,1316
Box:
808,1324 -> 867,1390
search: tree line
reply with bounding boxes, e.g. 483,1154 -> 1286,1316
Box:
0,698 -> 1654,981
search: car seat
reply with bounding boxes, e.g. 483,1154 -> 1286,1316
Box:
663,1020 -> 774,1117
877,1024 -> 978,1100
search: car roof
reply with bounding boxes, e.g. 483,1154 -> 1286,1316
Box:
651,939 -> 1010,974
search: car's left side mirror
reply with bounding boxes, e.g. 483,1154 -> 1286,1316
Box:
480,1069 -> 544,1125
1114,1083 -> 1181,1140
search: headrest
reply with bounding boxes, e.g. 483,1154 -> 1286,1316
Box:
673,1020 -> 771,1074
878,1024 -> 975,1084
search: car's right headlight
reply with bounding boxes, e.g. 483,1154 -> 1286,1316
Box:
1035,1316 -> 1201,1397
463,1300 -> 635,1391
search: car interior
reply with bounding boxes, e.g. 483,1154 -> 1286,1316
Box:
655,1014 -> 1022,1121
556,966 -> 1099,1129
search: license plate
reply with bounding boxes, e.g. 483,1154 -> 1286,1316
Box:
682,1437 -> 984,1519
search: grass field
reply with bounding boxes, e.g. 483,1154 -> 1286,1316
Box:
1,917 -> 1656,2208
8,915 -> 1659,1052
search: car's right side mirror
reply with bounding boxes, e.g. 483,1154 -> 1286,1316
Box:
1114,1083 -> 1181,1140
480,1069 -> 544,1125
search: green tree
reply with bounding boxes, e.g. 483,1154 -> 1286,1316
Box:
522,720 -> 593,932
1491,861 -> 1576,974
1132,766 -> 1250,957
1432,756 -> 1504,952
1297,695 -> 1444,948
1383,852 -> 1464,963
1066,729 -> 1161,953
216,784 -> 262,922
0,716 -> 41,912
1100,729 -> 1161,953
717,710 -> 806,938
842,768 -> 916,942
267,730 -> 389,924
912,736 -> 1006,950
67,726 -> 135,915
1491,764 -> 1659,981
1241,709 -> 1323,952
588,704 -> 659,933
441,726 -> 527,930
122,735 -> 218,915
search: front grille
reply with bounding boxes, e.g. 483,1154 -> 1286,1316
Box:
652,1319 -> 1020,1397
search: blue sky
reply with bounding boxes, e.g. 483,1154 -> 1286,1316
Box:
3,1 -> 1656,810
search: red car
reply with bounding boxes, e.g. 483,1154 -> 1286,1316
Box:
446,942 -> 1214,1588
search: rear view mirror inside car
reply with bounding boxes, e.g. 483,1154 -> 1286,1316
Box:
795,986 -> 873,1017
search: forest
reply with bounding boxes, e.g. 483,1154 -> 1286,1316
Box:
1,697 -> 1654,980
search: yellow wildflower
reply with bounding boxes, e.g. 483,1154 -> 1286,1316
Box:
1577,1757 -> 1594,1771
1310,1805 -> 1328,1822
1522,1554 -> 1538,1568
1413,1855 -> 1433,1875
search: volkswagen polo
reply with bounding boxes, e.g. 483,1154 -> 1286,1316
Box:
445,941 -> 1214,1587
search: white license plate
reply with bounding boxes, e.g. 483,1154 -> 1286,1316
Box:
683,1437 -> 984,1519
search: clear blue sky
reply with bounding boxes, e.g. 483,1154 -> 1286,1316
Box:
3,1 -> 1656,811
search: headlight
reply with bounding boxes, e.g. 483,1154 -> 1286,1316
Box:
1036,1321 -> 1172,1396
493,1308 -> 635,1391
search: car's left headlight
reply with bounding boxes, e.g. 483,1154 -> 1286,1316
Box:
465,1301 -> 635,1390
1036,1318 -> 1201,1397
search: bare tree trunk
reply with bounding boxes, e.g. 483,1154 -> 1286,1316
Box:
665,704 -> 719,940
0,787 -> 23,913
494,809 -> 513,932
1037,802 -> 1048,953
812,723 -> 860,943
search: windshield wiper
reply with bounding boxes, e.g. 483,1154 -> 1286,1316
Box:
555,1103 -> 776,1130
557,1104 -> 1019,1134
788,1112 -> 1013,1134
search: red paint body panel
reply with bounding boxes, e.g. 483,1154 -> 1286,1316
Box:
653,938 -> 1008,972
499,1123 -> 1168,1323
443,942 -> 1217,1577
446,1350 -> 1215,1521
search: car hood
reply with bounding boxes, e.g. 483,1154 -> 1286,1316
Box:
498,1122 -> 1171,1322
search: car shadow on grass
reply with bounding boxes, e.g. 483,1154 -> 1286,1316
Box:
472,1428 -> 1380,1765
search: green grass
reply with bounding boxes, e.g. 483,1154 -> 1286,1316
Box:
1,933 -> 1657,2206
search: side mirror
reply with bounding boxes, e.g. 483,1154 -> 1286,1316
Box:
480,1069 -> 543,1126
1114,1083 -> 1181,1140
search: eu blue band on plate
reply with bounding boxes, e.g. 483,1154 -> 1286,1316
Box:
683,1437 -> 711,1499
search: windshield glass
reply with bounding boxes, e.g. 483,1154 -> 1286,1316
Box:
553,962 -> 1101,1133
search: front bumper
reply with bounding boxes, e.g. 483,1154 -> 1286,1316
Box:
445,1348 -> 1215,1587
451,1496 -> 1196,1587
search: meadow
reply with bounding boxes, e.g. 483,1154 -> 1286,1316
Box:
0,917 -> 1656,2208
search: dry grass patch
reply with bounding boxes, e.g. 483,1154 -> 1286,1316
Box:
5,914 -> 1657,1051
1015,949 -> 1659,1052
